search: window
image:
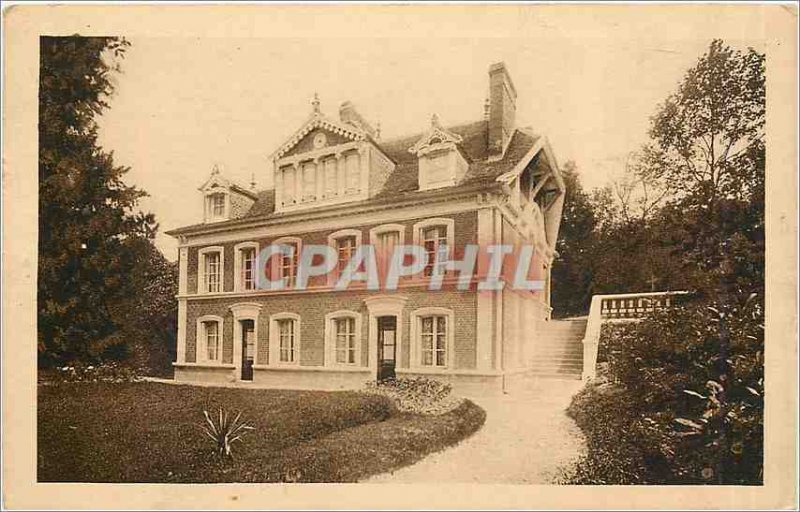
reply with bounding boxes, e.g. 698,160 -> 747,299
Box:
205,192 -> 227,221
412,218 -> 455,279
280,242 -> 298,287
282,166 -> 296,205
196,315 -> 224,364
369,224 -> 405,274
205,321 -> 221,361
345,152 -> 360,193
278,319 -> 296,363
234,242 -> 259,292
334,317 -> 356,364
422,226 -> 448,277
410,307 -> 454,370
323,158 -> 337,197
336,236 -> 357,273
198,247 -> 224,294
302,161 -> 316,202
324,311 -> 362,367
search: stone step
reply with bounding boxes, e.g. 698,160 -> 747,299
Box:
531,361 -> 583,370
527,370 -> 583,380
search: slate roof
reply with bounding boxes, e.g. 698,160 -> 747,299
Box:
166,121 -> 540,235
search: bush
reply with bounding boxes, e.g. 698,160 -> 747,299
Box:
362,377 -> 463,415
41,361 -> 145,383
565,293 -> 763,484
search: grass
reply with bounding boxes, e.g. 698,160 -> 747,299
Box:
38,381 -> 485,482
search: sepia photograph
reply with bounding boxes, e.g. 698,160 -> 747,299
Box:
3,3 -> 798,510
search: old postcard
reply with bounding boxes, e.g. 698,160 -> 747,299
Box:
3,3 -> 798,510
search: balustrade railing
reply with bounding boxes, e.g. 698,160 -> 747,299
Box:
581,291 -> 690,381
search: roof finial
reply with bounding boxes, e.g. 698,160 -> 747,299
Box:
375,120 -> 381,140
250,171 -> 256,191
484,95 -> 491,120
212,163 -> 220,175
312,92 -> 320,114
431,113 -> 440,128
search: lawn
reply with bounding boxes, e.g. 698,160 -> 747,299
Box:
38,381 -> 485,482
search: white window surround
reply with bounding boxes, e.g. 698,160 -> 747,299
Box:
197,246 -> 225,294
368,223 -> 406,247
196,315 -> 224,364
326,229 -> 363,285
323,310 -> 363,367
268,312 -> 301,366
230,303 -> 262,375
409,307 -> 456,371
233,241 -> 260,292
204,190 -> 230,223
412,218 -> 455,278
270,236 -> 303,289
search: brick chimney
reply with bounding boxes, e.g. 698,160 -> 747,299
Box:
339,101 -> 377,139
487,62 -> 517,157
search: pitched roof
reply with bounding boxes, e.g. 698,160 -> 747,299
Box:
166,121 -> 540,235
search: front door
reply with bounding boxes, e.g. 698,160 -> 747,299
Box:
376,316 -> 397,381
241,319 -> 255,381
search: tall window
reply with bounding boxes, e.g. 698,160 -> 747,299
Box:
420,315 -> 447,367
278,319 -> 296,363
240,247 -> 256,290
204,321 -> 220,361
204,251 -> 221,293
422,226 -> 448,277
345,152 -> 360,193
282,166 -> 296,205
302,162 -> 316,202
206,193 -> 226,220
324,158 -> 337,197
334,317 -> 356,364
336,236 -> 357,273
280,242 -> 298,287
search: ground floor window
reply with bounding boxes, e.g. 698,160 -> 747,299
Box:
334,317 -> 357,364
420,315 -> 448,367
205,321 -> 220,361
278,318 -> 297,363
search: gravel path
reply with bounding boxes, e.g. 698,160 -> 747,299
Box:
365,375 -> 586,484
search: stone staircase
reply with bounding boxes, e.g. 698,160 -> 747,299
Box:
530,318 -> 587,379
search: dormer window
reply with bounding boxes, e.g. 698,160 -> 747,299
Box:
409,115 -> 468,191
206,192 -> 227,221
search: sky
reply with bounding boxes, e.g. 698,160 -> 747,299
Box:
94,8 -> 765,260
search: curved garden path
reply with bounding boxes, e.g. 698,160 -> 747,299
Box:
365,375 -> 586,484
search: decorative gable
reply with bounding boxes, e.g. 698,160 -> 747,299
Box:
409,114 -> 469,191
272,110 -> 367,161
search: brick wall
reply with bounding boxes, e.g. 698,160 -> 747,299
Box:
186,211 -> 478,294
184,287 -> 477,371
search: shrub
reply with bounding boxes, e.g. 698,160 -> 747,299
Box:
362,377 -> 463,415
200,407 -> 255,458
43,361 -> 145,384
566,293 -> 763,484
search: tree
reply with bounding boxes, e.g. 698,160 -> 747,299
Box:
643,39 -> 765,297
38,36 -> 158,365
551,161 -> 597,316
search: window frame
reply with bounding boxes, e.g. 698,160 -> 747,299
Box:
409,307 -> 455,370
233,242 -> 259,292
268,312 -> 301,366
412,218 -> 455,279
204,191 -> 229,222
270,236 -> 302,290
323,310 -> 363,367
197,246 -> 225,294
196,315 -> 224,364
326,229 -> 363,285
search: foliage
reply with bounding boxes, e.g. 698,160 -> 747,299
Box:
363,377 -> 462,415
40,361 -> 145,383
38,36 -> 175,371
565,293 -> 764,484
200,408 -> 255,458
38,382 -> 484,482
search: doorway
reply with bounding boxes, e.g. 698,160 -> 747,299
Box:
240,319 -> 255,381
376,316 -> 397,381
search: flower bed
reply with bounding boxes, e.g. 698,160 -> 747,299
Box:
362,377 -> 464,415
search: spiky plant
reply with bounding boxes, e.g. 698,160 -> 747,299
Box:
200,407 -> 254,457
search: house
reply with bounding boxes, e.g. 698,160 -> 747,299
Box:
165,62 -> 566,394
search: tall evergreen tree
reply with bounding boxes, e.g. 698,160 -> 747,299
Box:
38,36 -> 157,365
